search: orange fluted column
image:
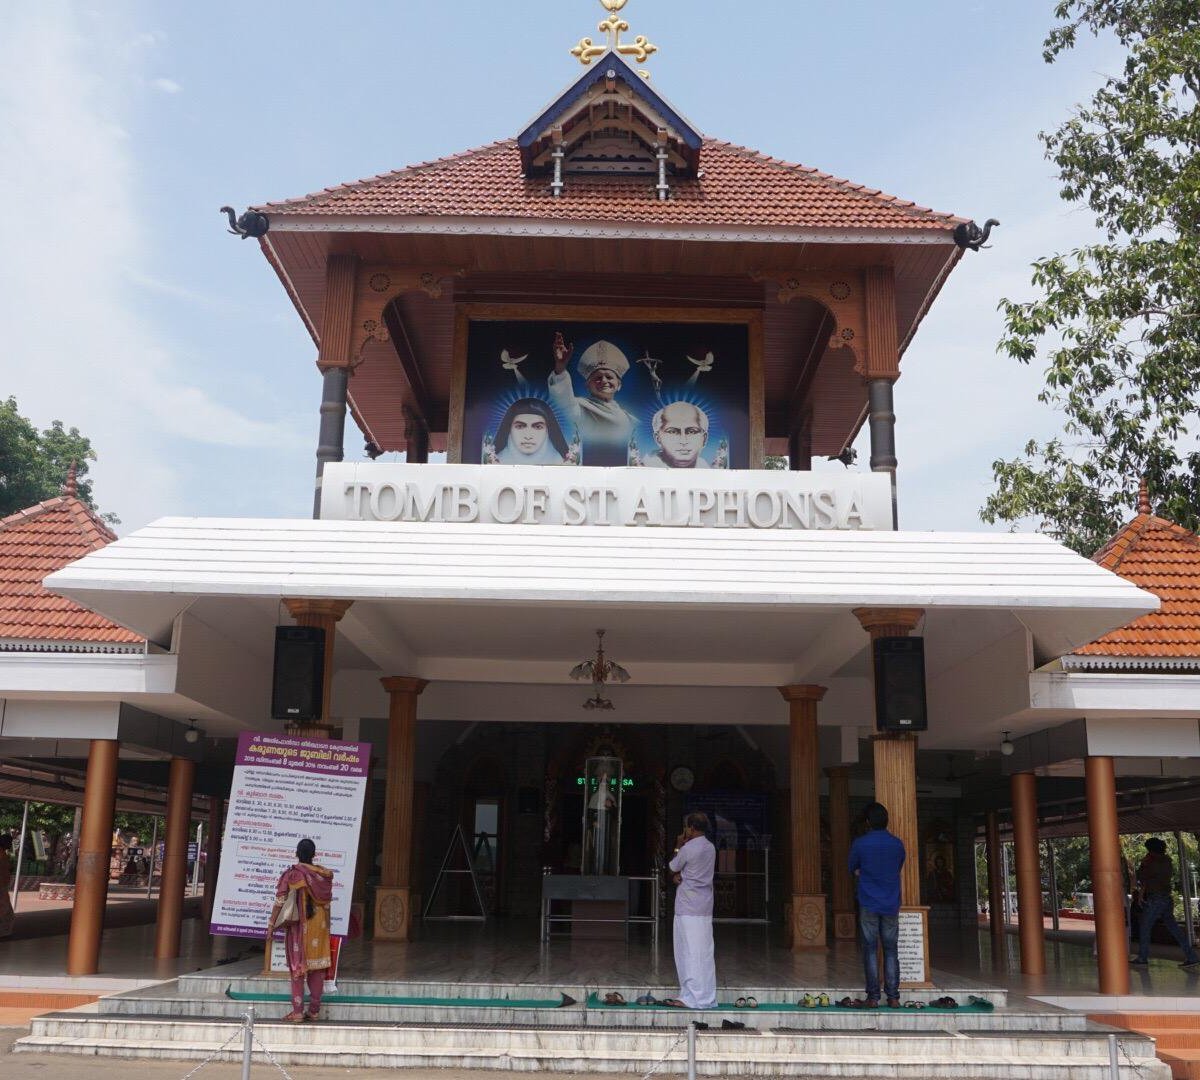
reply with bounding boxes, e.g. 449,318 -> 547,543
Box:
282,598 -> 353,733
779,684 -> 827,949
1086,756 -> 1130,995
202,794 -> 223,924
1011,772 -> 1046,975
374,676 -> 428,941
155,756 -> 196,958
985,810 -> 1006,947
67,739 -> 119,975
827,766 -> 856,940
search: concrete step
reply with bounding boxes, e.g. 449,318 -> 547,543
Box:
1091,1013 -> 1200,1031
176,968 -> 1009,1008
15,1012 -> 1170,1078
95,988 -> 1084,1031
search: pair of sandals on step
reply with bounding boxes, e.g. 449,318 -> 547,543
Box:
605,991 -> 686,1007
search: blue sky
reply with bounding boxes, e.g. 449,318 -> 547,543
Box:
1,2 -> 1122,532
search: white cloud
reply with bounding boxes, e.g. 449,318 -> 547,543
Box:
151,76 -> 181,94
0,5 -> 295,529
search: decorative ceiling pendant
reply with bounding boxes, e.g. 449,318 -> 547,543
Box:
569,629 -> 631,710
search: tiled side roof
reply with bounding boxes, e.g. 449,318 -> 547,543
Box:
0,496 -> 142,645
258,139 -> 965,230
1076,513 -> 1200,658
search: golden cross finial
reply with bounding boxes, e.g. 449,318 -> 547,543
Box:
571,0 -> 658,76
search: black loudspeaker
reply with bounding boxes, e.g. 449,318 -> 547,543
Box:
271,626 -> 326,722
873,636 -> 927,732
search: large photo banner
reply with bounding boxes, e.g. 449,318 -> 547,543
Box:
462,319 -> 751,469
210,732 -> 370,939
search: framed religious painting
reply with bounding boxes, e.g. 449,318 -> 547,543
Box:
449,305 -> 764,469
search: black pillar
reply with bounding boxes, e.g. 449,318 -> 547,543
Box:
867,377 -> 898,528
314,366 -> 349,518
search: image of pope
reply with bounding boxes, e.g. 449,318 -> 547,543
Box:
643,401 -> 712,469
490,398 -> 573,464
548,332 -> 638,446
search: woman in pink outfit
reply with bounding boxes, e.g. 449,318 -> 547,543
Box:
267,838 -> 334,1022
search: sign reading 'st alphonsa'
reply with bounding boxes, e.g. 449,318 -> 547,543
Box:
321,463 -> 893,531
209,732 -> 370,940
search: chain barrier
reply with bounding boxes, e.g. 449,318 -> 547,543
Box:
251,1025 -> 297,1080
176,1023 -> 245,1080
640,1025 -> 690,1080
1116,1033 -> 1152,1080
174,1006 -> 294,1080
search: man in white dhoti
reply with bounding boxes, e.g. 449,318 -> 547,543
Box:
665,811 -> 717,1009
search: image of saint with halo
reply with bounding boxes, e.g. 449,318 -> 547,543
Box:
462,320 -> 750,469
482,397 -> 578,466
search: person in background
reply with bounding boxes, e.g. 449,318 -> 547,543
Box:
664,812 -> 717,1009
1131,837 -> 1199,969
268,838 -> 335,1021
849,802 -> 906,1007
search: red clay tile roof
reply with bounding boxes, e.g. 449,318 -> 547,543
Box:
0,496 -> 142,647
258,139 -> 965,230
1075,513 -> 1200,660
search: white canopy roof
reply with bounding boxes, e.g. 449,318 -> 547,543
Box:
34,517 -> 1159,750
45,516 -> 1154,654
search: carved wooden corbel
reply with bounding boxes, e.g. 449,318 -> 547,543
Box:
351,267 -> 465,363
751,269 -> 867,373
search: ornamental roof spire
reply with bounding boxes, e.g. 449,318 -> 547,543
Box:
1137,477 -> 1151,515
571,0 -> 658,78
64,460 -> 78,498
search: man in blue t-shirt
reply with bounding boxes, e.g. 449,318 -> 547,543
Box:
848,802 -> 906,1007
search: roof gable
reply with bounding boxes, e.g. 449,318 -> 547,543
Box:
0,495 -> 142,648
1072,512 -> 1200,664
517,49 -> 702,186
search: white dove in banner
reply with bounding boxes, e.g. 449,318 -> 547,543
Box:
500,349 -> 530,384
685,351 -> 715,386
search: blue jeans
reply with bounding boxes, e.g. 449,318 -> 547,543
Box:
1136,893 -> 1199,964
859,909 -> 899,1002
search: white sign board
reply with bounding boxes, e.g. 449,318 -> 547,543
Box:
897,909 -> 928,985
209,733 -> 370,939
320,462 -> 893,531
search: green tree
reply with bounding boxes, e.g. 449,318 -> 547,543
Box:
0,397 -> 116,521
982,1 -> 1200,555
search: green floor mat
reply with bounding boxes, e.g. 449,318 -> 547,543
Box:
225,987 -> 564,1008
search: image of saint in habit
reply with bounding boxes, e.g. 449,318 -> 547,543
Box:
483,398 -> 579,466
639,401 -> 727,469
547,332 -> 639,447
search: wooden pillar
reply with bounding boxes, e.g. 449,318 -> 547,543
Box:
855,607 -> 923,907
313,254 -> 357,517
827,766 -> 856,939
282,598 -> 353,732
154,756 -> 196,958
1086,755 -> 1130,995
1011,772 -> 1046,975
67,739 -> 119,975
779,684 -> 827,948
202,795 -> 223,924
374,676 -> 429,941
984,810 -> 1006,946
